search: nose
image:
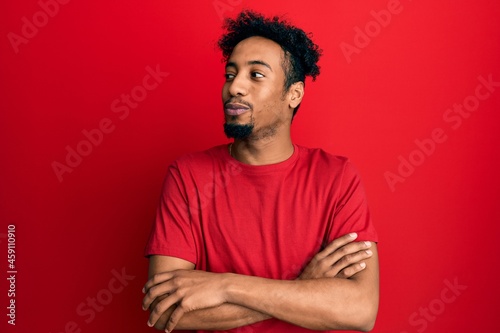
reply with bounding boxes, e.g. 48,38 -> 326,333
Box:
227,73 -> 248,97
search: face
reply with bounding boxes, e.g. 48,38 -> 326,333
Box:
222,36 -> 298,140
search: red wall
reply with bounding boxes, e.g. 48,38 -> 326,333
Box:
1,0 -> 499,332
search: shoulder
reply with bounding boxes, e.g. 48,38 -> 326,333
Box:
170,145 -> 228,170
296,144 -> 350,169
295,145 -> 363,181
161,145 -> 229,189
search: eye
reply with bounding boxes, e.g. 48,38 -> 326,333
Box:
225,73 -> 235,80
251,72 -> 264,78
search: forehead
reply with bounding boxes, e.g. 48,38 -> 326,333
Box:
228,36 -> 284,68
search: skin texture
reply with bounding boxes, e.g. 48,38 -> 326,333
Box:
222,36 -> 302,165
144,234 -> 376,331
143,36 -> 380,332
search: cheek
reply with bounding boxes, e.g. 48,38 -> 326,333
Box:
259,86 -> 276,99
222,83 -> 232,100
221,86 -> 227,99
260,90 -> 288,116
253,101 -> 284,126
255,87 -> 279,109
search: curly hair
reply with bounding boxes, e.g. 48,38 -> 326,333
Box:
218,10 -> 322,117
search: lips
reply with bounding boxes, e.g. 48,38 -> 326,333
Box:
224,103 -> 250,116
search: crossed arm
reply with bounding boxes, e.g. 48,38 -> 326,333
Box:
142,233 -> 379,332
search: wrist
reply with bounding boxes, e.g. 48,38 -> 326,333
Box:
222,273 -> 238,303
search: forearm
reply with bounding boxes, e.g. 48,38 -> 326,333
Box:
225,275 -> 378,331
152,300 -> 270,331
145,245 -> 379,332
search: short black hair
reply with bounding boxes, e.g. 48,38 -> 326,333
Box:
218,10 -> 322,117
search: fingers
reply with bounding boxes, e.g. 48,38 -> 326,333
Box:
328,248 -> 373,278
142,272 -> 176,311
165,306 -> 185,333
315,232 -> 358,261
142,284 -> 174,311
299,234 -> 373,280
320,239 -> 372,269
335,262 -> 367,279
311,234 -> 374,279
142,271 -> 174,294
147,293 -> 180,328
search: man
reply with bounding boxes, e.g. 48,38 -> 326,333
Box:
143,10 -> 379,333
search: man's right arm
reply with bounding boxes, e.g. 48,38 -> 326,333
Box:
147,255 -> 270,331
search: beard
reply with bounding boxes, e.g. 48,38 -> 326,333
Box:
223,122 -> 254,140
223,97 -> 255,140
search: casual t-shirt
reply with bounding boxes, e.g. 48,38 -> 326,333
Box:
145,144 -> 378,332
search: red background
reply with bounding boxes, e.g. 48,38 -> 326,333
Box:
1,0 -> 499,332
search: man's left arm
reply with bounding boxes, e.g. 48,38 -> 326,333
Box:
145,243 -> 379,332
228,244 -> 379,331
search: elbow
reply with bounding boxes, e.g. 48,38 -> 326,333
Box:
325,299 -> 378,332
350,283 -> 379,331
351,302 -> 378,332
333,311 -> 377,332
358,316 -> 376,332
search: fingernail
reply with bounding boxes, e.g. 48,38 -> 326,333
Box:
364,241 -> 371,247
365,250 -> 373,255
349,232 -> 357,238
147,321 -> 153,327
360,262 -> 366,268
142,287 -> 145,294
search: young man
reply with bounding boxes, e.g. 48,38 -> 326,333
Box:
143,10 -> 379,332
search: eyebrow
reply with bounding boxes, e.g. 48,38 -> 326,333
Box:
226,60 -> 273,72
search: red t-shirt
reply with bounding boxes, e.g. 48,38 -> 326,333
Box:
145,144 -> 378,332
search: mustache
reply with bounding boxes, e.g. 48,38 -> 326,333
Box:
224,98 -> 253,110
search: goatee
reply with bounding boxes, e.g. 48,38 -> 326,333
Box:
223,123 -> 254,140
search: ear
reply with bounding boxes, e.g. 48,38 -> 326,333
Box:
288,81 -> 304,109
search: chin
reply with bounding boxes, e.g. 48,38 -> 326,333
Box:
223,122 -> 254,140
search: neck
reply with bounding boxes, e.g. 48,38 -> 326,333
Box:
230,131 -> 294,165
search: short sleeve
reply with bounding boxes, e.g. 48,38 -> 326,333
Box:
331,161 -> 378,242
144,162 -> 197,263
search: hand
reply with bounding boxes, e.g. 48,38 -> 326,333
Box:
298,233 -> 373,280
142,269 -> 228,332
